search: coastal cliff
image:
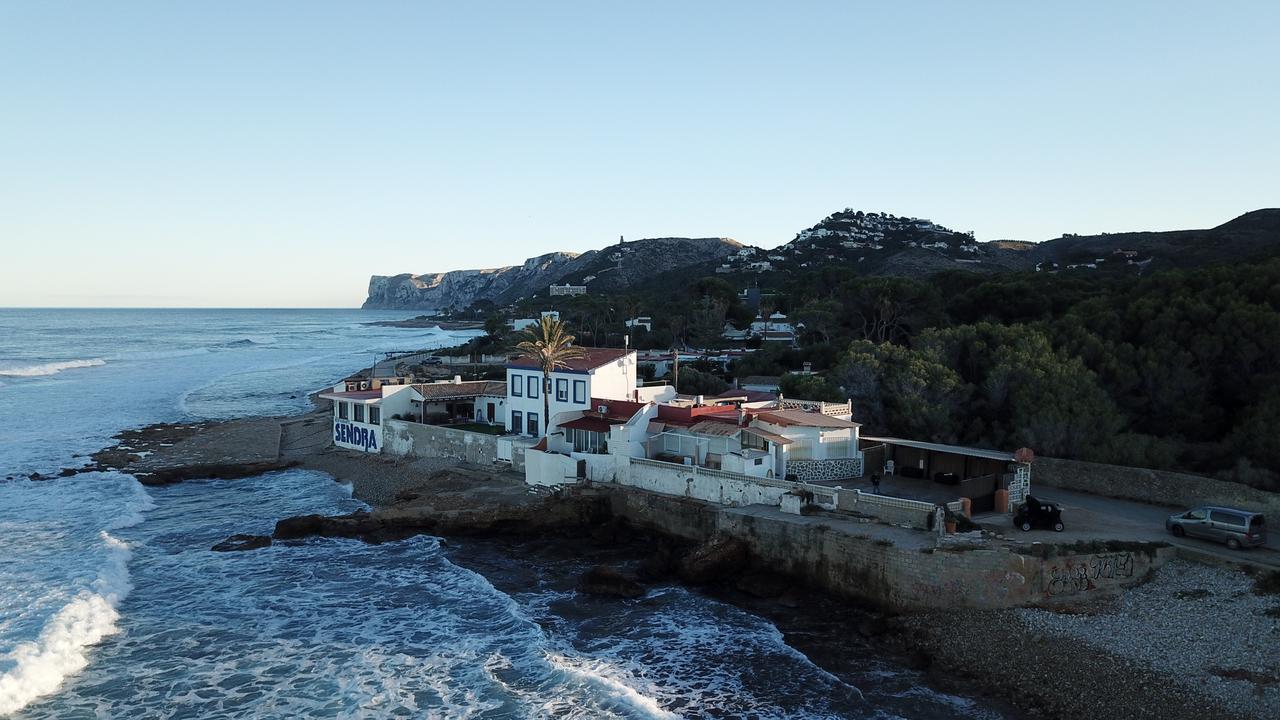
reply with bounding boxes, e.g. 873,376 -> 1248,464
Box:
362,236 -> 742,310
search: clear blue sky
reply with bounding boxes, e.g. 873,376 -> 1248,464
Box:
2,1 -> 1276,307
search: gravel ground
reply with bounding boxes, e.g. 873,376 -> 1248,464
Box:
1020,560 -> 1280,719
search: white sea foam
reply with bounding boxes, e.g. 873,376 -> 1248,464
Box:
0,532 -> 133,715
0,358 -> 106,377
545,652 -> 681,719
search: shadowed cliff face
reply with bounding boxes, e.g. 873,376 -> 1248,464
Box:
362,237 -> 742,310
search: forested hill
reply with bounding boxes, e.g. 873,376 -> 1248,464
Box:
364,208 -> 1280,309
1026,209 -> 1280,272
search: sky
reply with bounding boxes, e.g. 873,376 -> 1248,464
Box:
1,2 -> 1277,308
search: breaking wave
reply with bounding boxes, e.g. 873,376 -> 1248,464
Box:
0,359 -> 106,377
0,476 -> 152,716
0,532 -> 133,715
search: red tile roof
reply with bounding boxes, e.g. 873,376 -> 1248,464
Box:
507,347 -> 632,372
589,397 -> 646,420
319,390 -> 383,401
413,380 -> 506,400
560,416 -> 617,433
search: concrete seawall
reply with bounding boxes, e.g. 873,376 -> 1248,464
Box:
605,486 -> 1171,610
383,419 -> 498,465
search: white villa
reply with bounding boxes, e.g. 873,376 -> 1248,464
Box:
722,311 -> 797,345
506,347 -> 642,437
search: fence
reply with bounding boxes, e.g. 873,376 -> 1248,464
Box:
627,457 -> 797,508
836,489 -> 939,530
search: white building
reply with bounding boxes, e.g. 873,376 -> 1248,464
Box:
624,316 -> 653,333
318,383 -> 418,453
511,310 -> 560,332
506,347 -> 638,437
722,311 -> 796,345
410,378 -> 507,426
549,284 -> 587,297
525,397 -> 864,486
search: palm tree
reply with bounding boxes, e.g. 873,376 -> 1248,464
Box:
515,315 -> 586,434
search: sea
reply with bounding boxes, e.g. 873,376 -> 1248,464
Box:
0,308 -> 1005,719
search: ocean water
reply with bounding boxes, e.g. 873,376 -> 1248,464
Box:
0,309 -> 1003,719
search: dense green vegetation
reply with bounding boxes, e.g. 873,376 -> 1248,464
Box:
462,253 -> 1280,488
772,262 -> 1280,489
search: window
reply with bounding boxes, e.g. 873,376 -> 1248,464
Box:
573,380 -> 586,404
1210,511 -> 1245,526
353,404 -> 365,423
527,413 -> 539,436
337,402 -> 348,420
1185,509 -> 1208,520
742,432 -> 769,451
511,411 -> 523,434
527,375 -> 539,398
556,378 -> 568,402
368,406 -> 381,424
571,428 -> 608,453
510,374 -> 523,397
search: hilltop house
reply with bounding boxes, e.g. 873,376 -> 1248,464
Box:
549,284 -> 587,297
721,311 -> 797,345
506,347 -> 639,437
511,311 -> 560,332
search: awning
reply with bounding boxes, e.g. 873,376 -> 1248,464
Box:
561,416 -> 616,433
742,426 -> 793,445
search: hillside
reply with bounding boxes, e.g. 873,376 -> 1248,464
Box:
363,209 -> 1280,309
364,237 -> 741,310
1026,209 -> 1280,273
363,251 -> 589,311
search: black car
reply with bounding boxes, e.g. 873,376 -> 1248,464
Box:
1013,495 -> 1064,532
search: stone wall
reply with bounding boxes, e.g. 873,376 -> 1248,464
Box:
383,419 -> 498,465
786,458 -> 864,483
1034,456 -> 1280,516
608,486 -> 1171,610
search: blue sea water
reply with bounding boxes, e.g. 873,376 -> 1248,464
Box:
0,309 -> 1004,719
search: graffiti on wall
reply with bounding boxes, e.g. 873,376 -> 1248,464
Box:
1045,552 -> 1135,596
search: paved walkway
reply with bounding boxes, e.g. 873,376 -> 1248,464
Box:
974,486 -> 1280,570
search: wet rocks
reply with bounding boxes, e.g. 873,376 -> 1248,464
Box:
271,497 -> 611,544
636,543 -> 679,581
577,565 -> 645,599
677,536 -> 749,584
734,571 -> 792,599
212,534 -> 272,552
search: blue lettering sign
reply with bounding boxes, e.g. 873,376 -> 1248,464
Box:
334,422 -> 378,451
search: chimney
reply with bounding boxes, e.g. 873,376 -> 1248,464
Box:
803,361 -> 812,373
453,375 -> 462,384
695,394 -> 704,406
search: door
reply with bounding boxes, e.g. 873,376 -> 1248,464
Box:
487,403 -> 496,423
1182,508 -> 1210,538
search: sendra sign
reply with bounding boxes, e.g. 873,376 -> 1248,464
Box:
335,421 -> 379,452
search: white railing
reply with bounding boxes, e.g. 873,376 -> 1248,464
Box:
780,399 -> 852,417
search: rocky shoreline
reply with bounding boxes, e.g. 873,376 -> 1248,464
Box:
74,414 -> 1277,719
364,316 -> 485,330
